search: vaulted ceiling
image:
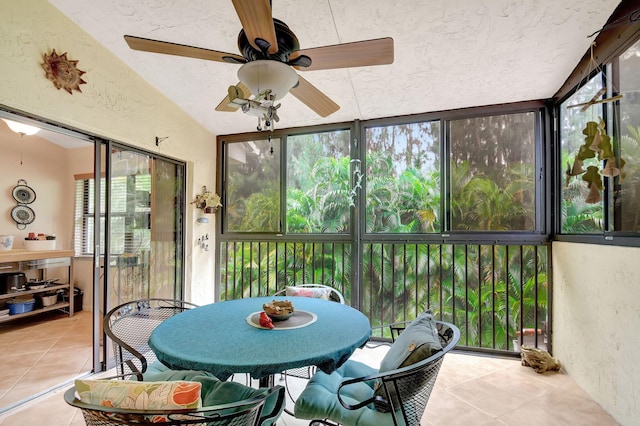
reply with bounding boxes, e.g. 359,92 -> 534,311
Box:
49,0 -> 621,137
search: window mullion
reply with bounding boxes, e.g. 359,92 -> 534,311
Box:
442,119 -> 450,233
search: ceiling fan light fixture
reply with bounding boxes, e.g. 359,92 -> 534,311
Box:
2,118 -> 40,136
237,60 -> 298,100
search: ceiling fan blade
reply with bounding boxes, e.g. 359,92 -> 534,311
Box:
124,35 -> 245,63
215,82 -> 251,112
292,37 -> 394,71
290,76 -> 339,118
231,0 -> 278,54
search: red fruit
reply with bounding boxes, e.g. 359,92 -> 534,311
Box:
259,312 -> 274,329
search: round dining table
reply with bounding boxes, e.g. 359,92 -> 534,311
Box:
148,296 -> 371,384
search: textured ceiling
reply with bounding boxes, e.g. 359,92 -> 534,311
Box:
48,0 -> 621,137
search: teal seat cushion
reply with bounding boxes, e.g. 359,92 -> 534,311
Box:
295,360 -> 405,426
142,368 -> 216,382
145,360 -> 171,376
144,370 -> 283,426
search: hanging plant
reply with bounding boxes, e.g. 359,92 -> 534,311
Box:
582,165 -> 603,204
578,121 -> 599,160
594,122 -> 620,178
567,119 -> 624,204
192,186 -> 222,213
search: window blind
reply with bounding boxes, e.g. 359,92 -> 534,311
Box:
73,174 -> 151,257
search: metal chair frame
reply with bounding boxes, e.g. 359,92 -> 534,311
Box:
272,284 -> 346,408
64,382 -> 286,426
104,298 -> 199,379
303,321 -> 460,426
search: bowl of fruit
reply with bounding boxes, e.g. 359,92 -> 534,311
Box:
263,299 -> 294,321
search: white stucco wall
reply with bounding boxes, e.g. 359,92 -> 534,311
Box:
0,0 -> 217,304
552,241 -> 640,425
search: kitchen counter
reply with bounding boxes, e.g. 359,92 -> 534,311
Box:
0,249 -> 74,262
0,249 -> 75,322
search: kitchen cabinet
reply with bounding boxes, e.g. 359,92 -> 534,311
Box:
0,249 -> 74,323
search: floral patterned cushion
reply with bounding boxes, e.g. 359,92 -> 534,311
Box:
75,379 -> 202,410
285,286 -> 332,300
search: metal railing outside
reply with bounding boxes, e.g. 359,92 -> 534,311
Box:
219,240 -> 549,354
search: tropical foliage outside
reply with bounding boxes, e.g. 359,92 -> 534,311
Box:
220,112 -> 548,352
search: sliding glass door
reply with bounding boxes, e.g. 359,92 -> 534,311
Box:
92,145 -> 185,370
105,147 -> 185,307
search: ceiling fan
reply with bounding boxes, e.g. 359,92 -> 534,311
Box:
123,0 -> 393,131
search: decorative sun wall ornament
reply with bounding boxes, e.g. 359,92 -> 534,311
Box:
41,49 -> 86,94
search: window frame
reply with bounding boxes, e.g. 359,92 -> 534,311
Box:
549,0 -> 640,246
217,101 -> 548,245
553,32 -> 640,246
218,122 -> 357,239
359,102 -> 548,244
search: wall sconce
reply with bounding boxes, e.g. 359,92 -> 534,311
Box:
2,118 -> 40,136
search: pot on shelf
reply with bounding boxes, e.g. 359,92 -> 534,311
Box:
26,278 -> 59,290
0,272 -> 26,294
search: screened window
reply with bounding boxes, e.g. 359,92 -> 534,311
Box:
286,130 -> 351,233
559,75 -> 605,233
616,38 -> 640,232
225,139 -> 281,232
450,112 -> 537,231
365,121 -> 441,233
222,112 -> 542,236
559,38 -> 640,235
223,131 -> 353,234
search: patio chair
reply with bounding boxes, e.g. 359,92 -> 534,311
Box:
104,298 -> 199,380
294,317 -> 460,426
273,284 -> 345,304
272,284 -> 346,406
64,378 -> 286,426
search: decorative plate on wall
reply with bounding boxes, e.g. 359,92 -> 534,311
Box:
11,205 -> 35,229
12,179 -> 36,204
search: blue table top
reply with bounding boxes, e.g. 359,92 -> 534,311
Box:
148,296 -> 371,380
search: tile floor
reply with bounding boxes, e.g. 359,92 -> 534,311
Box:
0,310 -> 92,412
0,312 -> 620,426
